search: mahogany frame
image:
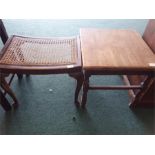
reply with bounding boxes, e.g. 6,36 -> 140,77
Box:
0,20 -> 83,111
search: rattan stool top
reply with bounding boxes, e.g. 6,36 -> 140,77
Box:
0,35 -> 81,74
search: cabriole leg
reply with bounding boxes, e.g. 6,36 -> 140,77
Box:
69,72 -> 84,106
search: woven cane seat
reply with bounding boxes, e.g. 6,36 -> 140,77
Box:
0,35 -> 81,74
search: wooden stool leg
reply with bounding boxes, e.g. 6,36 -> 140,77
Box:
0,90 -> 12,111
129,75 -> 154,107
81,75 -> 89,108
17,74 -> 23,79
69,72 -> 84,106
0,77 -> 18,108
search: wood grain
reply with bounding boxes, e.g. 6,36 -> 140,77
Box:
80,29 -> 155,71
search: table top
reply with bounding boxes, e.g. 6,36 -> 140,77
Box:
80,28 -> 155,72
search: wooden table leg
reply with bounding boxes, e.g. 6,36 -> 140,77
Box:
17,74 -> 23,79
69,72 -> 84,106
129,75 -> 155,107
0,77 -> 19,108
81,74 -> 90,108
0,90 -> 12,111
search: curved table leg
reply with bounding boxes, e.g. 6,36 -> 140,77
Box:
69,72 -> 84,106
17,74 -> 23,79
0,77 -> 18,108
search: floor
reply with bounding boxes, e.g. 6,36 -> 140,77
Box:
0,19 -> 154,135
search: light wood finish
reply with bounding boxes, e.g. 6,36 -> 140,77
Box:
80,29 -> 155,71
80,28 -> 155,108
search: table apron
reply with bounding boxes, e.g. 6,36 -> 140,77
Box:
84,70 -> 155,76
